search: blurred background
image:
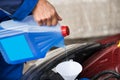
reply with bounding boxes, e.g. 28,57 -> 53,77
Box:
24,0 -> 120,72
49,0 -> 120,39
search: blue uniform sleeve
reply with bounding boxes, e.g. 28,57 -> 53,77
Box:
0,0 -> 38,20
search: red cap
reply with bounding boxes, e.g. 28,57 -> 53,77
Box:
61,26 -> 70,37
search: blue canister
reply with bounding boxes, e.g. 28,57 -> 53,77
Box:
0,16 -> 69,64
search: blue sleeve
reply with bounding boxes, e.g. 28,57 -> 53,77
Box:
0,0 -> 38,20
0,0 -> 23,14
12,0 -> 38,20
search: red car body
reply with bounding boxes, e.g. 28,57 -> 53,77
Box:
80,34 -> 120,79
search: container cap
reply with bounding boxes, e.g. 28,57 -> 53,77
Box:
61,26 -> 70,37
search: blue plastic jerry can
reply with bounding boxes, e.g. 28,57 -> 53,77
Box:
0,16 -> 69,64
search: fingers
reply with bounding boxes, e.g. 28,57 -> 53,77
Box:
46,17 -> 52,26
37,14 -> 62,26
32,0 -> 62,26
52,18 -> 57,26
56,13 -> 62,21
51,13 -> 62,26
38,16 -> 52,26
51,15 -> 58,26
38,20 -> 43,26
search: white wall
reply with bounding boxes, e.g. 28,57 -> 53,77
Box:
49,0 -> 120,39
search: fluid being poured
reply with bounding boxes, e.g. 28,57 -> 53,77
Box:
64,47 -> 69,61
0,16 -> 70,64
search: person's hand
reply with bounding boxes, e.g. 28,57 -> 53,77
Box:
32,0 -> 62,26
